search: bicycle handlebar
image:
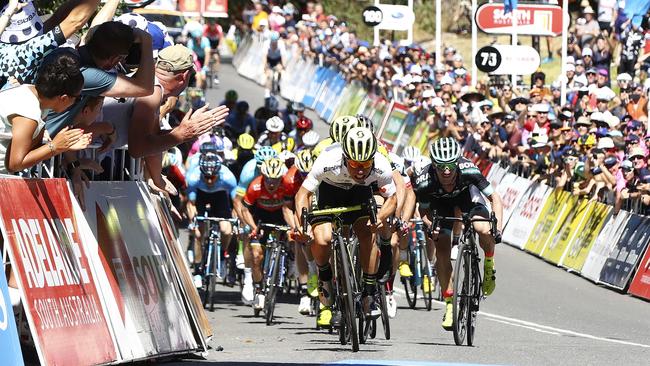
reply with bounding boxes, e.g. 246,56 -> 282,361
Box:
301,198 -> 377,233
259,223 -> 292,232
195,216 -> 239,224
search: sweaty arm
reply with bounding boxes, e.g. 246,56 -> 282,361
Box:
103,29 -> 154,98
45,0 -> 100,38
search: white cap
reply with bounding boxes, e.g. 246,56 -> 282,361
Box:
606,113 -> 620,129
617,73 -> 632,82
453,54 -> 463,62
590,111 -> 604,122
430,97 -> 444,107
531,134 -> 550,148
597,137 -> 615,149
531,103 -> 550,113
566,64 -> 576,72
582,47 -> 593,57
272,6 -> 283,13
566,56 -> 576,64
422,89 -> 436,98
440,75 -> 454,85
410,64 -> 422,75
594,87 -> 616,101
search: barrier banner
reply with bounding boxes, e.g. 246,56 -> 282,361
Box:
524,188 -> 572,255
486,164 -> 507,186
599,214 -> 650,290
82,181 -> 198,356
379,102 -> 409,151
148,193 -> 213,343
628,245 -> 650,300
407,120 -> 432,153
0,179 -> 117,366
323,76 -> 348,122
0,264 -> 24,366
581,211 -> 631,283
502,182 -> 550,249
314,68 -> 337,115
495,174 -> 531,225
541,198 -> 590,264
302,67 -> 328,108
561,202 -> 612,272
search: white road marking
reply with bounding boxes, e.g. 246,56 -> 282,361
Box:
393,286 -> 650,348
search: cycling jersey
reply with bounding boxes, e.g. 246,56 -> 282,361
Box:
236,158 -> 260,197
312,137 -> 333,157
302,145 -> 396,198
187,36 -> 211,62
267,46 -> 282,68
186,163 -> 238,202
388,152 -> 411,188
244,175 -> 292,212
413,157 -> 493,208
282,165 -> 306,197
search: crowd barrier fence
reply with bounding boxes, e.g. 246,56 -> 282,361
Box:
0,178 -> 210,365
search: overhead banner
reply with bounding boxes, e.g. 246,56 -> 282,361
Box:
524,188 -> 572,255
581,211 -> 630,283
502,182 -> 550,249
628,245 -> 650,301
599,214 -> 650,290
82,181 -> 198,356
0,265 -> 24,366
0,179 -> 117,366
203,0 -> 228,18
560,202 -> 612,272
475,3 -> 565,36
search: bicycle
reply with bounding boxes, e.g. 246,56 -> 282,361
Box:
432,211 -> 497,346
302,200 -> 376,352
402,218 -> 441,311
348,235 -> 376,344
257,223 -> 292,325
206,49 -> 220,89
194,215 -> 239,311
222,224 -> 244,291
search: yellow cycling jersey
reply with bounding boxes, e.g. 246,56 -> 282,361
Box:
312,137 -> 333,158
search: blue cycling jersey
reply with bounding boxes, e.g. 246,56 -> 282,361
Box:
187,163 -> 238,202
236,158 -> 260,197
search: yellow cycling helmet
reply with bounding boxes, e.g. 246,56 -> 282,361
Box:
330,115 -> 361,143
237,133 -> 255,150
261,157 -> 287,179
295,150 -> 314,173
272,137 -> 295,154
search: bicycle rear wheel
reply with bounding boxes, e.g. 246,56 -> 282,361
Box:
420,245 -> 434,312
379,283 -> 391,340
207,241 -> 220,311
402,248 -> 417,309
265,249 -> 282,326
467,246 -> 481,346
336,236 -> 359,352
452,242 -> 470,346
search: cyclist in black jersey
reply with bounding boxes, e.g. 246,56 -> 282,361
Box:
412,137 -> 503,331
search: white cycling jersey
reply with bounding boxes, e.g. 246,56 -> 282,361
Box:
302,145 -> 396,197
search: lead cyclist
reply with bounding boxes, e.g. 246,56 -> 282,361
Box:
412,137 -> 503,331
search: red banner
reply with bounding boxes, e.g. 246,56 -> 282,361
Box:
475,3 -> 564,36
204,0 -> 228,17
629,246 -> 650,300
0,179 -> 116,366
178,0 -> 201,13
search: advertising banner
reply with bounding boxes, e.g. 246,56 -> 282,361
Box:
0,265 -> 24,366
323,76 -> 347,122
475,3 -> 565,36
560,202 -> 611,272
302,67 -> 328,108
0,179 -> 117,366
148,193 -> 213,343
407,120 -> 433,153
379,102 -> 409,151
541,198 -> 589,265
496,174 -> 532,225
82,181 -> 198,356
502,182 -> 550,249
581,211 -> 630,283
628,245 -> 650,300
203,0 -> 228,18
524,188 -> 571,255
599,214 -> 650,290
314,68 -> 337,115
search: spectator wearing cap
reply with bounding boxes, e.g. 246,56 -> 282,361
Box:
617,72 -> 632,89
576,6 -> 600,46
501,113 -> 524,156
555,148 -> 581,191
595,69 -> 610,87
614,159 -> 645,214
581,47 -> 594,67
0,0 -> 100,90
585,67 -> 598,85
628,146 -> 650,181
45,21 -> 156,136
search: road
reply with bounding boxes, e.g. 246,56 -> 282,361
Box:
162,64 -> 650,366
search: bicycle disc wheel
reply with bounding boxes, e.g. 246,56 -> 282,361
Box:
452,243 -> 470,346
337,236 -> 359,352
420,246 -> 433,312
379,283 -> 391,340
265,250 -> 282,326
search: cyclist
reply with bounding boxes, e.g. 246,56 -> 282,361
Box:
300,130 -> 320,152
240,158 -> 296,311
203,17 -> 224,85
185,21 -> 211,90
255,116 -> 291,150
230,133 -> 255,179
283,150 -> 318,314
290,116 -> 313,150
265,31 -> 284,96
295,127 -> 397,325
234,146 -> 278,304
283,101 -> 306,133
186,143 -> 238,287
413,137 -> 503,330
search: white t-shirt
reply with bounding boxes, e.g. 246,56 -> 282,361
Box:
0,84 -> 45,173
302,145 -> 396,197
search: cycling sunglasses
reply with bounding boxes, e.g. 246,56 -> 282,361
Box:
434,162 -> 457,171
346,159 -> 373,170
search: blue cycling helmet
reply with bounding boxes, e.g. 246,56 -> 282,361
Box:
199,153 -> 221,177
200,142 -> 217,155
265,96 -> 279,112
255,146 -> 278,166
270,31 -> 280,42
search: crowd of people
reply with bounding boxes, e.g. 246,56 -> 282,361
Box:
238,0 -> 650,214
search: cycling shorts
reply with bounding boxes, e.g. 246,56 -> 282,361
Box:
208,38 -> 220,50
426,190 -> 489,232
195,190 -> 232,219
311,182 -> 374,226
252,207 -> 286,246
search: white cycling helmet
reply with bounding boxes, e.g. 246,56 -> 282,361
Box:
429,137 -> 461,165
330,115 -> 361,143
266,116 -> 285,133
402,146 -> 422,163
302,130 -> 320,147
342,127 -> 377,162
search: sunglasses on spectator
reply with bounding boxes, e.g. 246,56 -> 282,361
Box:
563,156 -> 578,163
626,140 -> 639,145
346,159 -> 373,169
631,155 -> 645,161
434,162 -> 457,171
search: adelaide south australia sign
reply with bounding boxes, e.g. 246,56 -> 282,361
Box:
475,3 -> 564,36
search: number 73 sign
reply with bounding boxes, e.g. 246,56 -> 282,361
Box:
475,45 -> 540,75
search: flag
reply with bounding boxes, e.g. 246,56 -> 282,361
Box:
504,0 -> 518,14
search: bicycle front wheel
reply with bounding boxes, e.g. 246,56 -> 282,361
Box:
336,236 -> 359,352
402,248 -> 417,309
379,283 -> 391,340
265,249 -> 282,326
452,242 -> 471,346
420,245 -> 434,312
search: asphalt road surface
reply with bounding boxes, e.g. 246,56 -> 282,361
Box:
161,64 -> 650,366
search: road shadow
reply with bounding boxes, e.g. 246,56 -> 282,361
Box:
154,362 -> 395,366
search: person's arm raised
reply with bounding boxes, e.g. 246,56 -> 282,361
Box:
103,28 -> 154,98
47,0 -> 100,39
